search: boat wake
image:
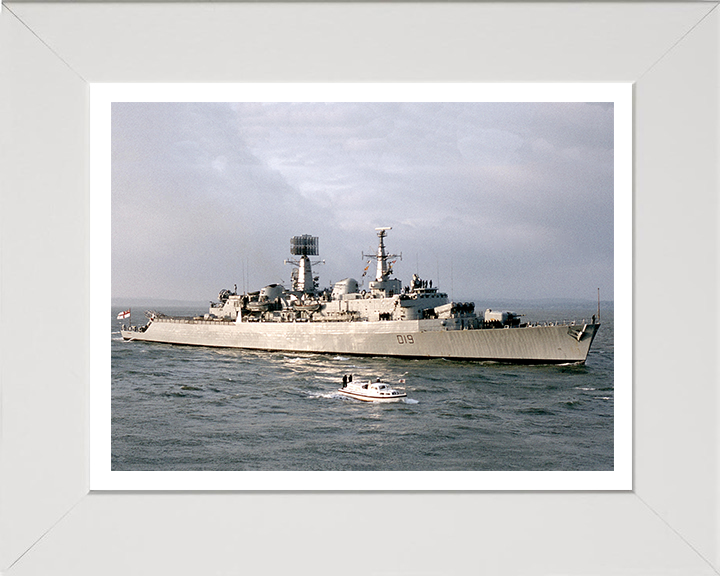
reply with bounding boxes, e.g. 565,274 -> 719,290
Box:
305,391 -> 343,400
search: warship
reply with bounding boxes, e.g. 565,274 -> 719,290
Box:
121,227 -> 600,364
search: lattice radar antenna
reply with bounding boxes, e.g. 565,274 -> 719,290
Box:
290,234 -> 319,256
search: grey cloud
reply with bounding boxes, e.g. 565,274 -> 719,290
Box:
112,101 -> 614,304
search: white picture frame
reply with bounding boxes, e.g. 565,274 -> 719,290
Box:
89,82 -> 632,492
1,2 -> 718,574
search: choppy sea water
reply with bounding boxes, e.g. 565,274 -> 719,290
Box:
111,303 -> 614,471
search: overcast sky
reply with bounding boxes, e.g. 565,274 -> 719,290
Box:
112,101 -> 614,304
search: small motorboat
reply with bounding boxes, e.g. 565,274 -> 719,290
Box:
338,375 -> 407,402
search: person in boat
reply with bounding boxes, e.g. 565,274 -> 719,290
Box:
342,374 -> 348,388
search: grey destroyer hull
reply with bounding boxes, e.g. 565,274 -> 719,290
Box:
121,318 -> 599,364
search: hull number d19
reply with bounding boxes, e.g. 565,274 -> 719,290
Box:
397,334 -> 415,344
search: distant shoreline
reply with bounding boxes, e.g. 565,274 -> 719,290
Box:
112,298 -> 208,309
112,297 -> 614,310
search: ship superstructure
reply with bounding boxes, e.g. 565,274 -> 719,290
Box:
121,228 -> 600,364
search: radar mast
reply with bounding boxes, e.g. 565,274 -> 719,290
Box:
362,227 -> 403,296
364,227 -> 401,281
285,235 -> 323,293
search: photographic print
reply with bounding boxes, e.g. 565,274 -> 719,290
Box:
93,84 -> 631,489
